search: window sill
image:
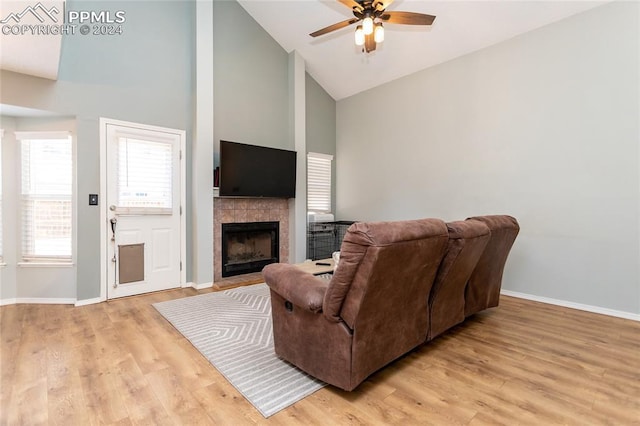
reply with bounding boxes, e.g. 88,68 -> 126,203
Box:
17,262 -> 74,268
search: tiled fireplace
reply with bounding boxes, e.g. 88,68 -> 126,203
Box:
213,197 -> 289,282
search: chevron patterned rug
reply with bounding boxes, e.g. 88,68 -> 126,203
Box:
153,283 -> 325,417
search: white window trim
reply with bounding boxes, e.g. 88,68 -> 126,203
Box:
17,131 -> 75,264
17,262 -> 75,268
14,131 -> 71,141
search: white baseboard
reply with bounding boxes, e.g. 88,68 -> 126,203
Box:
190,281 -> 213,290
0,297 -> 76,306
75,297 -> 104,307
501,290 -> 640,322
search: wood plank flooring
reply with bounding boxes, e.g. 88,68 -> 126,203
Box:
1,288 -> 639,425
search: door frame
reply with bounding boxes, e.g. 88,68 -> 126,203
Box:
99,117 -> 187,301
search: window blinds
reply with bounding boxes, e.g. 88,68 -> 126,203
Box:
307,152 -> 333,213
116,137 -> 173,213
18,133 -> 72,261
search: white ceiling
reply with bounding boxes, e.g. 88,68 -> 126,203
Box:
0,0 -> 64,80
238,0 -> 607,100
0,0 -> 607,102
0,104 -> 60,117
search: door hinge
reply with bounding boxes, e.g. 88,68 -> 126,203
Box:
179,150 -> 182,160
180,206 -> 182,215
180,261 -> 182,271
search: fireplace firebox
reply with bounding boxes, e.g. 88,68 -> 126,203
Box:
221,221 -> 279,277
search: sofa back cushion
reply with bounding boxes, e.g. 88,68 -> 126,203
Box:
428,220 -> 491,340
323,219 -> 448,327
464,215 -> 520,316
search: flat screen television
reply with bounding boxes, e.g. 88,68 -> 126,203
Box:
219,140 -> 297,198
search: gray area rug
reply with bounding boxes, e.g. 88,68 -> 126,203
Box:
153,283 -> 325,417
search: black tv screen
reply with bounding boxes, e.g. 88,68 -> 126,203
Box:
219,140 -> 297,198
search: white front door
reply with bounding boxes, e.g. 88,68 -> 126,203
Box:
105,121 -> 184,299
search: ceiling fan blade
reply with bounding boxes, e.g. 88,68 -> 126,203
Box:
310,18 -> 360,37
338,0 -> 364,13
381,11 -> 436,26
364,32 -> 376,53
373,0 -> 394,12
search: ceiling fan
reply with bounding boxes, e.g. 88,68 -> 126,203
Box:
310,0 -> 436,53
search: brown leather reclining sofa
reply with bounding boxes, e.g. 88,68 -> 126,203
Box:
263,215 -> 519,391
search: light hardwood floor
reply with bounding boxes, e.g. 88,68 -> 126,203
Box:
1,287 -> 639,425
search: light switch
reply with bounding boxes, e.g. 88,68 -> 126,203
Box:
89,194 -> 99,205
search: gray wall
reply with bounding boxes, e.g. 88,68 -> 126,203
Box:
193,1 -> 214,287
336,2 -> 639,315
305,72 -> 337,214
0,1 -> 194,300
212,0 -> 290,158
212,2 -> 308,263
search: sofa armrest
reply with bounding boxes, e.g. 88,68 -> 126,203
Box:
263,263 -> 329,313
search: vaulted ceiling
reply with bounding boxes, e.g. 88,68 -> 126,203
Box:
238,0 -> 607,100
0,1 -> 607,101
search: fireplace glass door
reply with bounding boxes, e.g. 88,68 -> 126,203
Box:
221,221 -> 279,277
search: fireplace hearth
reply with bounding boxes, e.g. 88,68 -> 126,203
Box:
221,221 -> 279,277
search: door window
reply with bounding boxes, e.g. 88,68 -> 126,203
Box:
116,137 -> 173,214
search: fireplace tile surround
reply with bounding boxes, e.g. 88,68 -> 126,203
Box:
213,197 -> 289,282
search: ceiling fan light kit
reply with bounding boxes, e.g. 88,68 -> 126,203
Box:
374,22 -> 384,43
355,25 -> 365,46
310,0 -> 435,54
362,16 -> 374,35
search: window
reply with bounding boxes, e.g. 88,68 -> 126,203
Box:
18,132 -> 72,261
116,137 -> 173,214
307,152 -> 333,213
